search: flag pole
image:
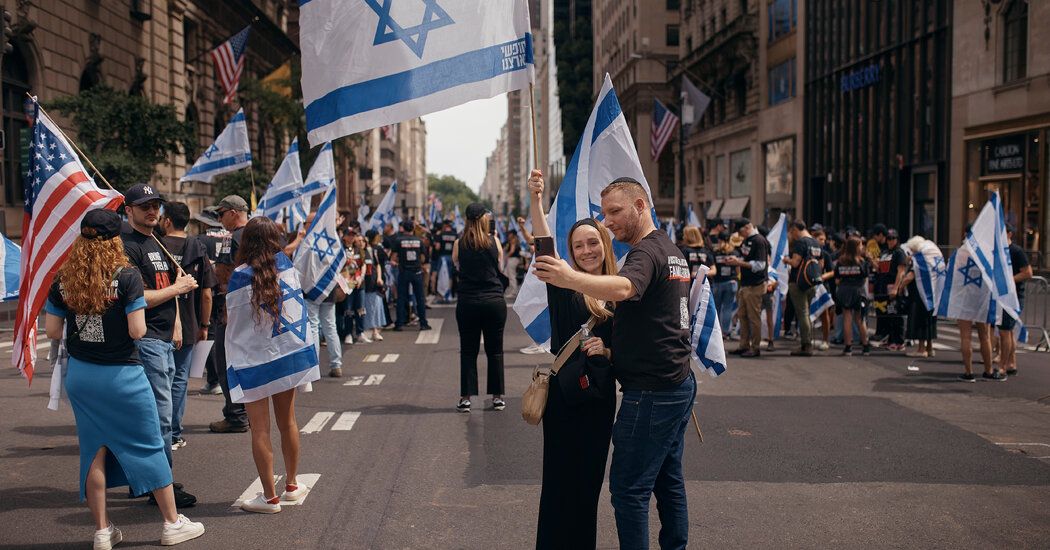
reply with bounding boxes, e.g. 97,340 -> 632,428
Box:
248,166 -> 258,211
691,410 -> 703,442
528,83 -> 540,179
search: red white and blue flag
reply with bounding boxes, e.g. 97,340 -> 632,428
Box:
14,100 -> 123,382
211,26 -> 251,104
651,98 -> 679,162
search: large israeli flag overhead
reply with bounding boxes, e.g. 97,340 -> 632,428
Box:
258,138 -> 304,220
365,181 -> 399,232
225,253 -> 320,403
180,109 -> 252,183
512,74 -> 654,349
301,142 -> 335,199
294,186 -> 347,302
966,191 -> 1021,321
300,0 -> 535,145
688,266 -> 726,377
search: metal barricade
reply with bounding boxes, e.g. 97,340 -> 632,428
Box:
1022,276 -> 1049,352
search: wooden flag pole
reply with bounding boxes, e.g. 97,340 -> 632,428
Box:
528,83 -> 541,178
692,410 -> 704,443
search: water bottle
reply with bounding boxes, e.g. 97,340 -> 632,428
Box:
579,323 -> 591,351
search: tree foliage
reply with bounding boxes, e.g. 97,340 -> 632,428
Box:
48,86 -> 196,189
428,173 -> 482,215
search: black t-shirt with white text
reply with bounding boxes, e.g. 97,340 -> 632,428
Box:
679,245 -> 713,277
162,234 -> 218,345
789,236 -> 823,281
739,234 -> 769,287
394,233 -> 427,271
434,230 -> 457,257
712,249 -> 741,283
834,259 -> 870,288
46,267 -> 146,365
875,244 -> 907,295
122,224 -> 177,341
613,230 -> 692,391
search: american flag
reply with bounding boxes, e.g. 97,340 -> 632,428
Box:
651,98 -> 680,162
13,101 -> 124,382
380,124 -> 396,141
211,26 -> 251,104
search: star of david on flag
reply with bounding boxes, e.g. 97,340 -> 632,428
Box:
960,257 -> 983,288
310,229 -> 339,261
294,186 -> 347,303
272,279 -> 309,340
365,0 -> 455,58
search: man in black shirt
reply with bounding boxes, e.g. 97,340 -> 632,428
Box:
534,177 -> 695,549
122,183 -> 199,507
783,220 -> 824,356
725,218 -> 768,357
430,219 -> 458,301
874,228 -> 907,350
392,220 -> 431,330
999,224 -> 1033,375
209,195 -> 251,433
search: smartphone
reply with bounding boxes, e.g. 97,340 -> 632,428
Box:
535,236 -> 555,258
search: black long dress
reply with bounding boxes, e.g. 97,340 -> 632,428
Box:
535,285 -> 616,550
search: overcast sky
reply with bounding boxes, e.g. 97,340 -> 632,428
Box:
422,95 -> 508,193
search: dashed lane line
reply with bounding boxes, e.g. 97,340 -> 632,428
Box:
344,374 -> 385,386
382,353 -> 398,363
300,412 -> 335,434
331,411 -> 361,431
415,318 -> 444,344
363,354 -> 380,363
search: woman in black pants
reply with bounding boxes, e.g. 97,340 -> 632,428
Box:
527,169 -> 617,550
452,203 -> 508,412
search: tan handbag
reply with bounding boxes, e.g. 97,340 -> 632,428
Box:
521,316 -> 598,425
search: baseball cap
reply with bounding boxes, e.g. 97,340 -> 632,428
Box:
465,203 -> 488,221
216,195 -> 249,212
81,209 -> 122,240
731,218 -> 751,232
124,183 -> 164,206
192,206 -> 223,228
886,228 -> 899,240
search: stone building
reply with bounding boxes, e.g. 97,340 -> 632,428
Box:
0,0 -> 298,237
345,118 -> 427,222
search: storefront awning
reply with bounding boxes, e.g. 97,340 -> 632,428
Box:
720,197 -> 750,220
706,199 -> 724,220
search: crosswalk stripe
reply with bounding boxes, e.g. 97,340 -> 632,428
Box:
300,412 -> 334,434
365,374 -> 385,385
382,354 -> 398,363
344,376 -> 365,386
363,354 -> 379,363
415,318 -> 443,344
331,411 -> 361,431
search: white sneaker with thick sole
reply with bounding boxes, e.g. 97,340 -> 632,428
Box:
359,334 -> 373,343
94,524 -> 122,550
160,515 -> 204,546
240,493 -> 282,514
281,483 -> 308,502
373,332 -> 384,341
343,334 -> 354,345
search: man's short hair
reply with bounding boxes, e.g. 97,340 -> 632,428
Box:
1005,223 -> 1016,234
870,223 -> 887,237
600,177 -> 649,205
165,202 -> 191,230
791,220 -> 807,232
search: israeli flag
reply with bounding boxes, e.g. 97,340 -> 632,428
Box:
495,218 -> 506,242
0,233 -> 21,301
809,284 -> 834,324
436,256 -> 453,301
688,266 -> 726,377
225,253 -> 320,404
367,181 -> 399,232
293,187 -> 347,303
358,203 -> 371,230
301,142 -> 335,199
258,138 -> 304,220
290,195 -> 310,231
453,205 -> 465,233
508,216 -> 521,235
300,0 -> 535,145
666,220 -> 677,243
911,239 -> 945,312
766,213 -> 790,337
966,191 -> 1021,321
512,74 -> 655,348
429,198 -> 441,225
180,109 -> 252,183
936,245 -> 1000,325
687,203 -> 702,228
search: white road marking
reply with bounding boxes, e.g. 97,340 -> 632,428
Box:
331,411 -> 361,431
363,354 -> 380,363
300,412 -> 334,434
344,376 -> 365,386
382,353 -> 398,363
415,318 -> 443,344
232,473 -> 321,507
364,374 -> 385,385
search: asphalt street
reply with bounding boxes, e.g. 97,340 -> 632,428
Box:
1,305 -> 1049,549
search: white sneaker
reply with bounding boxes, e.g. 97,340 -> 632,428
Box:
160,514 -> 205,545
519,344 -> 547,355
281,482 -> 308,502
373,332 -> 384,341
817,341 -> 830,351
94,524 -> 122,550
240,493 -> 281,514
359,334 -> 373,343
343,334 -> 354,345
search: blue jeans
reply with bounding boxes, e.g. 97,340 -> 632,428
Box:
135,338 -> 175,466
170,343 -> 194,441
610,373 -> 696,550
308,301 -> 342,371
396,268 -> 427,327
711,280 -> 738,334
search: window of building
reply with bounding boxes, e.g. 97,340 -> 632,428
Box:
1002,0 -> 1028,83
767,0 -> 797,43
2,44 -> 31,207
658,147 -> 676,199
667,0 -> 680,10
768,57 -> 796,105
667,25 -> 680,47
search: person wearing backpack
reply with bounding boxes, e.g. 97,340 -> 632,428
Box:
783,220 -> 824,356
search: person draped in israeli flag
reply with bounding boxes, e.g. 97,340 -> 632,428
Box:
181,108 -> 252,184
225,217 -> 319,513
937,241 -> 1002,381
258,138 -> 304,221
687,203 -> 702,228
689,265 -> 727,376
301,142 -> 335,200
300,0 -> 535,145
367,181 -> 399,232
764,213 -> 790,339
902,235 -> 944,358
808,285 -> 834,324
966,191 -> 1021,321
0,232 -> 21,301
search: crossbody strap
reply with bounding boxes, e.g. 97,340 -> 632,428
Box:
550,315 -> 598,374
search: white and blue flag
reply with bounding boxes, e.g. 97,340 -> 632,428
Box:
294,187 -> 347,303
300,0 -> 535,145
910,239 -> 945,312
180,109 -> 252,183
809,284 -> 834,324
966,191 -> 1021,321
225,253 -> 320,403
766,213 -> 790,337
687,203 -> 702,228
665,220 -> 677,243
258,138 -> 304,220
936,245 -> 1000,325
0,233 -> 20,301
512,74 -> 655,348
301,142 -> 335,199
436,256 -> 453,301
366,181 -> 399,232
290,195 -> 310,231
508,216 -> 521,235
495,218 -> 506,242
688,266 -> 727,377
453,204 -> 465,233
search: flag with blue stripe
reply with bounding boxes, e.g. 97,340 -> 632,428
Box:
225,252 -> 320,403
301,142 -> 335,199
687,203 -> 702,228
495,218 -> 506,242
965,191 -> 1021,321
290,195 -> 310,231
766,213 -> 790,337
688,266 -> 727,377
936,245 -> 1001,325
665,219 -> 677,243
436,256 -> 453,301
453,204 -> 465,233
508,216 -> 521,235
809,284 -> 834,323
180,109 -> 252,183
0,232 -> 20,301
512,74 -> 656,349
910,239 -> 945,312
300,0 -> 535,146
258,138 -> 304,221
365,181 -> 399,233
293,186 -> 347,303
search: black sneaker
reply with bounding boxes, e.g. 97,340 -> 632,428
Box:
456,398 -> 471,413
209,419 -> 248,433
419,324 -> 432,331
862,344 -> 871,356
841,346 -> 852,356
492,397 -> 506,411
729,348 -> 749,356
959,373 -> 976,383
982,371 -> 1008,382
766,342 -> 776,352
393,325 -> 404,332
1006,368 -> 1018,376
150,486 -> 196,508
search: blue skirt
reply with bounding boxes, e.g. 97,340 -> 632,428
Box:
65,357 -> 172,501
363,291 -> 385,330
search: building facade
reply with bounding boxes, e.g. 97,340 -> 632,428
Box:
951,0 -> 1048,265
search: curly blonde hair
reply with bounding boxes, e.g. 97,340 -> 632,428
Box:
57,236 -> 130,315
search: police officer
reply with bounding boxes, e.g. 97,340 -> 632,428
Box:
392,220 -> 431,331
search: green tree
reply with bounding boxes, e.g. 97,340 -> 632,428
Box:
48,86 -> 196,189
428,174 -> 483,216
212,163 -> 272,206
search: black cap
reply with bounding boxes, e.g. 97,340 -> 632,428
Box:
81,209 -> 122,240
400,220 -> 414,232
731,218 -> 751,232
124,183 -> 164,206
886,228 -> 899,240
810,223 -> 824,233
216,195 -> 249,212
465,203 -> 488,221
